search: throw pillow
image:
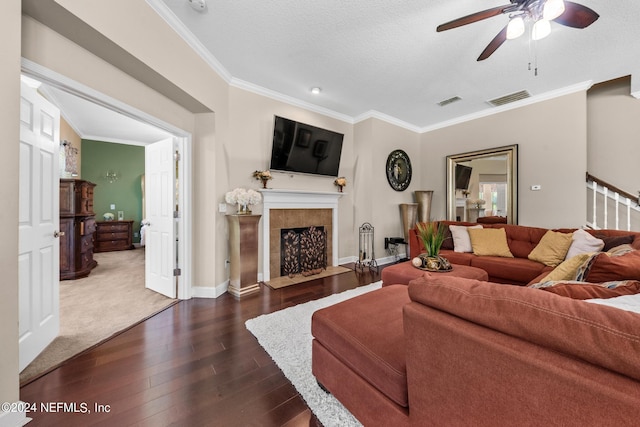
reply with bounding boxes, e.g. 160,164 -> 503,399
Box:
530,280 -> 640,300
597,234 -> 635,251
528,230 -> 573,267
440,224 -> 454,250
584,249 -> 640,283
449,225 -> 482,253
467,228 -> 514,258
540,252 -> 593,282
565,229 -> 604,259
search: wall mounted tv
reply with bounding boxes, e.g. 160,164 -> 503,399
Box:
269,116 -> 344,177
455,164 -> 473,190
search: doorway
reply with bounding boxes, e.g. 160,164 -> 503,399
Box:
21,62 -> 193,299
19,63 -> 193,378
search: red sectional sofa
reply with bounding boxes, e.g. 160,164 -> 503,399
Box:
408,221 -> 640,285
312,277 -> 640,426
312,222 -> 640,426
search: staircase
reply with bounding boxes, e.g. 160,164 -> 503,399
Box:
586,173 -> 640,231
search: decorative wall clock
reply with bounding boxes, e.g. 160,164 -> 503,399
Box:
386,149 -> 412,191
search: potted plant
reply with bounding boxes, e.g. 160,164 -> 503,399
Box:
414,221 -> 451,271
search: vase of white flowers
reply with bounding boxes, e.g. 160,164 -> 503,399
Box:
225,188 -> 262,214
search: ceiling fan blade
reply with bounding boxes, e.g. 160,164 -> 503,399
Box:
477,26 -> 508,61
437,4 -> 511,32
553,1 -> 599,29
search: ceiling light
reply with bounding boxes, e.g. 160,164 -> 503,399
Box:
311,87 -> 322,95
187,0 -> 206,12
506,16 -> 525,40
543,0 -> 565,21
532,19 -> 551,41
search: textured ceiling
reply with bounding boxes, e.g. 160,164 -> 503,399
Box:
154,0 -> 640,130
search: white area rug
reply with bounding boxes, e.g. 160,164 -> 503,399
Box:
245,281 -> 383,427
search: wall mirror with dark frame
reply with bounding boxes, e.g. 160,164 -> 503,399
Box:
446,145 -> 518,224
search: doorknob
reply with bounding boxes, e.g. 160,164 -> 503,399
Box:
54,230 -> 65,238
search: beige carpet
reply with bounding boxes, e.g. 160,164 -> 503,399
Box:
266,266 -> 352,289
20,248 -> 176,384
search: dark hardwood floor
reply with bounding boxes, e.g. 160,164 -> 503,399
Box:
20,263 -> 386,427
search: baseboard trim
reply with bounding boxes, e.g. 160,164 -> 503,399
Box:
191,281 -> 228,298
0,403 -> 30,427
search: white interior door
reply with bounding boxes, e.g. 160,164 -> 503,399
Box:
145,138 -> 177,298
18,81 -> 60,371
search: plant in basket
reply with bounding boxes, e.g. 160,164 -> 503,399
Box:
414,221 -> 451,271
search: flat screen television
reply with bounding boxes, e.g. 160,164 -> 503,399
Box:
455,164 -> 472,190
269,116 -> 344,177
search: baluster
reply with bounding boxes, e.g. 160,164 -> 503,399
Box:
603,187 -> 608,229
615,192 -> 620,230
592,181 -> 597,228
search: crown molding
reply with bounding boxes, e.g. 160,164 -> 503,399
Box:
82,135 -> 149,147
353,110 -> 422,133
145,1 -> 598,137
145,0 -> 233,83
230,78 -> 355,124
420,80 -> 594,133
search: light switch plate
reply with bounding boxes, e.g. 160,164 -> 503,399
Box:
110,204 -> 116,209
218,203 -> 227,213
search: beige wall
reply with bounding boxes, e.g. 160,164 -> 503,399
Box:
1,0 -> 21,410
224,87 -> 356,280
421,91 -> 588,229
588,77 -> 640,194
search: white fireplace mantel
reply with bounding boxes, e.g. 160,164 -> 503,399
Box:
259,189 -> 344,281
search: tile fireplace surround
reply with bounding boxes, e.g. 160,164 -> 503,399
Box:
259,189 -> 343,282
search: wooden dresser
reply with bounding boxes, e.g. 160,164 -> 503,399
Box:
60,179 -> 98,280
94,220 -> 134,252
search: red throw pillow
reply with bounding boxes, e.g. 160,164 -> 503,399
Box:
585,250 -> 640,283
597,234 -> 635,251
538,281 -> 640,300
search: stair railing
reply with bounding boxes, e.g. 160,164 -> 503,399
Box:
586,173 -> 640,231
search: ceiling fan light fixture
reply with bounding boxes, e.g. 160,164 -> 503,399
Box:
506,16 -> 525,40
543,0 -> 566,21
532,19 -> 551,40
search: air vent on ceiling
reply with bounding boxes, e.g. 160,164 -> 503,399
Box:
437,96 -> 462,107
487,90 -> 531,107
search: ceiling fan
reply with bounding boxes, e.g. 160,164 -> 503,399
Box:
437,0 -> 599,61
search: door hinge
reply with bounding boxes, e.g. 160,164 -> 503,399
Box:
175,150 -> 181,162
173,268 -> 182,277
174,210 -> 180,218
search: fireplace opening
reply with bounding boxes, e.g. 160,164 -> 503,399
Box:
280,226 -> 327,278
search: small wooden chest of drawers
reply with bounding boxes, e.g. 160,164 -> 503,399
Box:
94,220 -> 135,252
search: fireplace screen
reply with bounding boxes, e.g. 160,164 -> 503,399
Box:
280,226 -> 327,277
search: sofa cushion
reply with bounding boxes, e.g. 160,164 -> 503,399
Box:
540,252 -> 593,282
311,285 -> 410,407
597,234 -> 635,251
566,229 -> 604,259
530,280 -> 640,300
528,230 -> 573,267
408,276 -> 640,382
468,228 -> 513,258
449,225 -> 482,253
470,256 -> 547,285
438,249 -> 472,266
493,224 -> 546,258
585,249 -> 640,283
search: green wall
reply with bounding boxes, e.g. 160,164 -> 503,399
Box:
81,140 -> 145,243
